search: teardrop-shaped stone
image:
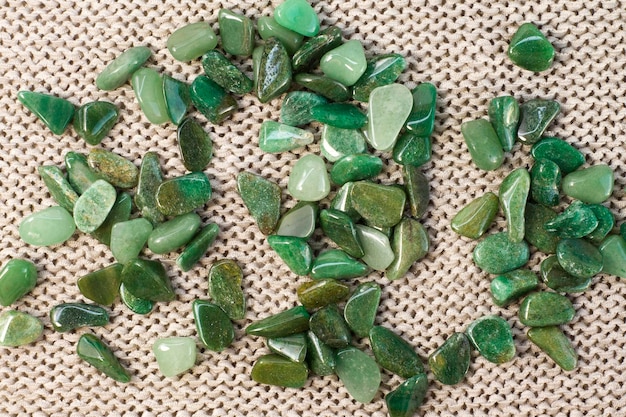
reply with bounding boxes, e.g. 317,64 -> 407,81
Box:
65,151 -> 101,195
331,182 -> 361,221
461,119 -> 505,171
190,75 -> 237,123
77,263 -> 123,306
218,9 -> 255,56
153,337 -> 196,377
386,218 -> 429,281
121,259 -> 175,302
599,235 -> 626,279
0,310 -> 43,347
297,279 -> 350,310
490,268 -> 539,307
294,73 -> 352,102
488,95 -> 519,152
280,91 -> 328,126
237,171 -> 282,235
306,330 -> 336,376
96,45 -> 152,91
0,259 -> 37,306
320,40 -> 367,86
202,50 -> 253,95
267,235 -> 313,275
208,259 -> 245,320
530,158 -> 561,207
251,354 -> 309,388
246,305 -> 310,338
311,103 -> 367,129
292,26 -> 343,72
556,238 -> 603,278
73,180 -> 117,233
309,304 -> 351,349
562,164 -> 614,204
451,192 -> 499,239
176,223 -> 220,272
499,167 -> 530,243
177,117 -> 213,172
310,249 -> 370,280
519,291 -> 575,327
19,206 -> 76,247
320,124 -> 367,162
92,192 -> 132,246
524,202 -> 560,254
473,232 -> 530,274
518,99 -> 560,145
352,53 -> 406,102
586,204 -> 614,244
162,75 -> 191,126
110,218 -> 153,264
288,154 -> 330,201
370,326 -> 424,378
274,0 -> 320,37
73,101 -> 119,145
385,374 -> 428,417
77,333 -> 130,383
540,255 -> 591,293
131,68 -> 169,124
135,152 -> 165,225
334,346 -> 381,403
258,120 -> 314,153
155,172 -> 212,217
527,326 -> 577,371
38,165 -> 79,213
192,300 -> 234,351
507,22 -> 555,72
148,213 -> 201,254
355,225 -> 394,271
257,16 -> 304,55
403,165 -> 430,219
466,315 -> 515,364
50,303 -> 109,332
392,132 -> 431,167
320,209 -> 364,258
267,333 -> 308,363
344,282 -> 381,337
544,200 -> 598,239
366,83 -> 413,151
17,90 -> 75,135
428,332 -> 471,385
88,149 -> 139,189
331,154 -> 383,186
119,283 -> 154,315
531,137 -> 585,175
276,202 -> 318,238
167,21 -> 218,61
351,182 -> 406,228
256,37 -> 292,103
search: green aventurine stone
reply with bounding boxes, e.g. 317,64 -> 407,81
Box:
527,326 -> 577,371
544,201 -> 598,239
331,182 -> 361,221
65,152 -> 101,195
428,332 -> 471,385
38,165 -> 79,212
292,26 -> 343,72
344,282 -> 381,337
403,165 -> 430,219
309,304 -> 351,349
320,125 -> 367,162
320,40 -> 367,87
507,22 -> 555,72
335,346 -> 381,403
385,374 -> 428,417
153,337 -> 196,377
280,91 -> 328,126
162,75 -> 191,125
237,171 -> 282,235
192,300 -> 234,351
121,259 -> 175,302
288,154 -> 330,201
386,218 -> 429,281
77,334 -> 130,383
488,95 -> 520,152
586,205 -> 614,244
88,149 -> 139,189
135,152 -> 165,225
176,223 -> 220,272
599,235 -> 626,279
252,45 -> 263,91
490,268 -> 539,307
524,203 -> 559,253
274,0 -> 320,37
19,206 -> 76,247
73,101 -> 119,145
257,16 -> 304,55
294,73 -> 352,102
531,137 -> 585,175
119,283 -> 154,315
556,238 -> 603,278
267,235 -> 313,275
297,279 -> 350,310
268,333 -> 308,363
353,54 -> 406,102
190,75 -> 237,124
96,46 -> 152,91
17,91 -> 75,135
0,259 -> 37,306
351,182 -> 406,228
148,213 -> 201,254
461,119 -> 505,171
306,331 -> 336,375
330,154 -> 382,186
246,305 -> 310,338
276,202 -> 318,238
202,51 -> 253,95
177,117 -> 213,172
518,291 -> 575,327
167,21 -> 218,62
251,354 -> 309,388
367,83 -> 413,151
208,259 -> 245,320
131,68 -> 169,125
110,218 -> 153,264
219,9 -> 255,56
540,255 -> 591,293
0,310 -> 42,347
92,192 -> 132,245
355,225 -> 394,271
499,168 -> 531,243
50,303 -> 109,332
473,232 -> 530,275
406,83 -> 437,138
518,99 -> 560,145
156,172 -> 212,217
77,263 -> 123,306
530,158 -> 561,207
562,164 -> 614,204
256,37 -> 292,103
369,326 -> 424,378
451,192 -> 499,239
392,132 -> 431,167
310,250 -> 369,280
258,120 -> 314,153
73,180 -> 117,233
320,209 -> 364,258
466,315 -> 515,364
311,103 -> 367,129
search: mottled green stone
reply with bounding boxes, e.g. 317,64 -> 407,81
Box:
310,249 -> 370,280
473,232 -> 530,274
110,218 -> 153,264
320,124 -> 367,162
385,374 -> 428,417
190,75 -> 237,123
500,168 -> 530,243
155,172 -> 212,217
556,238 -> 603,278
73,180 -> 117,233
461,119 -> 505,171
274,0 -> 319,37
268,332 -> 308,363
518,99 -> 560,145
311,103 -> 367,129
92,192 -> 132,246
0,310 -> 42,347
0,259 -> 37,306
135,152 -> 165,225
202,50 -> 253,95
387,218 -> 429,281
306,330 -> 336,375
77,333 -> 130,383
428,332 -> 471,385
466,315 -> 515,363
331,154 -> 382,186
251,354 -> 309,388
256,37 -> 292,103
258,120 -> 314,153
344,282 -> 381,337
131,68 -> 169,124
257,16 -> 304,55
77,263 -> 123,306
403,165 -> 430,219
121,259 -> 175,302
355,225 -> 395,271
320,40 -> 367,86
530,158 -> 561,207
490,268 -> 539,307
19,206 -> 75,247
218,9 -> 255,56
88,149 -> 138,189
208,259 -> 245,320
192,300 -> 234,352
177,117 -> 213,172
276,202 -> 318,239
162,75 -> 191,125
50,303 -> 109,332
267,235 -> 313,276
96,46 -> 152,91
524,203 -> 559,254
73,101 -> 119,145
38,165 -> 79,213
334,347 -> 381,403
366,83 -> 413,151
310,304 -> 351,349
292,26 -> 343,72
280,91 -> 328,126
288,154 -> 330,201
540,255 -> 591,293
331,182 -> 361,221
148,213 -> 201,254
531,137 -> 584,175
519,291 -> 575,327
297,279 -> 350,310
544,200 -> 598,239
17,90 -> 75,135
527,326 -> 577,371
353,54 -> 406,102
350,182 -> 406,228
488,95 -> 519,152
562,164 -> 614,204
176,223 -> 220,272
119,283 -> 154,315
153,337 -> 196,377
405,82 -> 437,137
586,205 -> 614,244
246,305 -> 310,338
370,326 -> 424,378
507,22 -> 555,72
167,21 -> 218,61
451,192 -> 499,239
599,235 -> 626,279
65,151 -> 101,195
237,171 -> 281,235
294,73 -> 352,102
320,209 -> 364,258
393,132 -> 431,167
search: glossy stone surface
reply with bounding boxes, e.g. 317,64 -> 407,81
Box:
251,354 -> 309,388
466,315 -> 515,364
540,255 -> 591,293
110,218 -> 153,264
622,224 -> 626,241
306,331 -> 336,376
259,120 -> 314,153
176,223 -> 220,272
256,37 -> 292,103
131,68 -> 169,124
167,21 -> 217,61
310,249 -> 370,280
527,326 -> 577,371
177,117 -> 213,172
507,22 -> 555,72
17,90 -> 74,135
207,259 -> 245,320
386,374 -> 428,417
294,73 -> 352,102
65,151 -> 101,195
518,291 -> 575,327
202,50 -> 253,95
276,202 -> 318,238
297,279 -> 350,310
77,263 -> 122,306
320,40 -> 367,86
288,154 -> 330,201
292,26 -> 343,72
351,182 -> 406,228
344,282 -> 381,337
38,165 -> 78,213
148,213 -> 201,255
92,192 -> 132,246
353,53 -> 406,102
370,326 -> 424,378
135,152 -> 165,225
190,75 -> 237,123
237,171 -> 281,235
531,137 -> 585,175
119,283 -> 154,315
530,158 -> 561,207
490,268 -> 539,307
366,83 -> 413,151
77,334 -> 130,383
121,259 -> 175,302
500,168 -> 530,243
311,103 -> 367,129
155,172 -> 212,217
280,91 -> 328,126
257,16 -> 304,55
219,9 -> 255,56
586,204 -> 614,244
556,238 -> 603,278
162,75 -> 191,125
518,99 -> 560,145
246,305 -> 310,338
428,332 -> 471,385
0,259 -> 37,306
50,303 -> 109,332
562,165 -> 614,204
96,46 -> 152,91
73,179 -> 117,233
387,218 -> 429,281
19,206 -> 75,247
451,192 -> 499,240
320,209 -> 364,258
544,200 -> 598,239
334,346 -> 381,403
598,235 -> 626,279
274,0 -> 319,37
73,101 -> 119,145
461,119 -> 505,171
488,95 -> 519,152
331,182 -> 361,221
88,149 -> 139,189
268,333 -> 308,363
320,124 -> 367,162
192,300 -> 234,351
267,235 -> 313,275
153,337 -> 196,377
309,304 -> 351,349
393,132 -> 431,167
473,232 -> 530,274
0,310 -> 42,347
355,225 -> 394,271
524,203 -> 559,253
403,165 -> 430,219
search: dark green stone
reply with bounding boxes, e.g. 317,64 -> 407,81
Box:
91,192 -> 132,246
490,268 -> 539,307
208,259 -> 246,320
320,209 -> 364,258
267,235 -> 313,275
119,282 -> 154,315
256,37 -> 292,103
451,192 -> 499,239
256,16 -> 304,55
531,137 -> 585,175
330,154 -> 383,186
352,53 -> 406,102
310,249 -> 370,280
507,22 -> 555,72
294,73 -> 351,102
541,255 -> 591,293
556,238 -> 603,278
392,132 -> 431,167
202,50 -> 253,95
403,165 -> 430,219
155,172 -> 212,217
488,95 -> 519,152
586,204 -> 614,244
251,354 -> 309,388
237,171 -> 282,235
530,158 -> 561,207
121,258 -> 175,302
306,330 -> 336,376
50,303 -> 109,332
162,75 -> 191,125
499,167 -> 530,243
331,182 -> 361,222
405,82 -> 437,137
466,315 -> 515,363
65,151 -> 101,195
267,333 -> 307,363
309,304 -> 351,349
473,232 -> 530,274
310,103 -> 367,129
192,299 -> 234,352
518,99 -> 560,145
527,326 -> 577,371
386,217 -> 430,281
344,282 -> 381,337
38,165 -> 79,213
77,334 -> 130,383
544,200 -> 598,239
246,305 -> 310,338
190,75 -> 237,123
176,223 -> 220,272
280,91 -> 328,126
77,263 -> 123,306
385,374 -> 428,417
218,9 -> 255,56
369,325 -> 424,378
350,182 -> 406,228
292,26 -> 343,72
524,202 -> 560,254
518,291 -> 575,327
73,101 -> 119,146
88,149 -> 138,189
297,279 -> 350,311
135,152 -> 165,225
17,90 -> 75,135
428,332 -> 471,385
177,117 -> 213,172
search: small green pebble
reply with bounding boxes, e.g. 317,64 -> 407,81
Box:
288,154 -> 330,202
366,83 -> 413,151
0,310 -> 43,347
540,255 -> 591,293
585,204 -> 614,244
176,223 -> 220,272
310,249 -> 370,280
334,346 -> 381,403
320,124 -> 367,162
218,9 -> 255,56
162,75 -> 191,126
403,165 -> 430,219
0,259 -> 38,306
369,325 -> 424,378
473,232 -> 530,275
320,40 -> 367,87
451,192 -> 499,239
258,120 -> 314,153
95,46 -> 152,91
488,95 -> 519,152
131,68 -> 170,125
38,165 -> 79,213
292,26 -> 343,72
87,149 -> 139,189
544,200 -> 599,239
386,217 -> 429,281
148,213 -> 201,254
201,50 -> 253,95
177,117 -> 213,172
19,206 -> 76,247
517,99 -> 560,145
92,192 -> 133,246
405,82 -> 437,137
167,21 -> 218,61
297,279 -> 350,311
237,171 -> 282,235
530,158 -> 561,207
524,203 -> 560,254
208,259 -> 246,320
562,164 -> 614,204
119,283 -> 154,315
490,268 -> 539,307
343,282 -> 381,338
267,235 -> 314,276
350,181 -> 406,228
77,263 -> 123,306
280,91 -> 328,126
309,304 -> 351,349
273,0 -> 320,37
461,119 -> 505,171
507,22 -> 555,72
121,259 -> 175,302
73,180 -> 117,233
392,132 -> 432,167
527,326 -> 577,371
518,291 -> 576,327
155,172 -> 212,217
65,151 -> 102,195
499,167 -> 531,243
311,103 -> 367,129
190,75 -> 238,124
530,137 -> 585,175
192,299 -> 235,352
294,73 -> 352,102
246,305 -> 310,338
385,373 -> 428,417
556,238 -> 603,278
110,218 -> 153,264
275,202 -> 318,239
320,209 -> 364,258
466,315 -> 515,364
73,101 -> 119,145
153,337 -> 197,377
251,353 -> 309,388
77,333 -> 130,383
306,330 -> 336,376
257,16 -> 304,55
256,37 -> 292,103
428,332 -> 471,385
135,152 -> 165,225
49,303 -> 109,332
267,333 -> 308,363
17,90 -> 75,135
355,225 -> 395,271
352,53 -> 406,102
598,235 -> 626,279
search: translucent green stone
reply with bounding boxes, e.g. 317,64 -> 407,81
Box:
257,16 -> 304,55
176,223 -> 220,272
88,149 -> 139,189
527,326 -> 577,371
256,37 -> 292,103
96,46 -> 152,91
331,182 -> 361,221
294,73 -> 351,102
258,120 -> 314,153
73,180 -> 117,233
540,255 -> 591,293
292,26 -> 343,72
288,154 -> 330,201
405,82 -> 437,136
77,333 -> 130,383
274,0 -> 320,37
451,192 -> 499,239
335,346 -> 381,403
473,232 -> 530,274
297,279 -> 350,310
490,268 -> 539,307
428,332 -> 471,385
166,21 -> 218,62
387,217 -> 430,281
251,354 -> 309,388
355,225 -> 394,271
0,310 -> 43,347
562,164 -> 614,204
369,326 -> 424,378
207,259 -> 245,320
0,259 -> 37,306
192,299 -> 234,351
153,337 -> 196,377
65,151 -> 101,195
306,330 -> 336,376
518,99 -> 560,145
267,235 -> 313,276
544,200 -> 598,239
202,50 -> 253,95
403,165 -> 430,219
530,158 -> 561,207
267,333 -> 308,363
155,172 -> 212,217
121,259 -> 175,302
77,263 -> 123,306
177,117 -> 213,172
352,53 -> 406,102
131,68 -> 169,124
366,83 -> 413,151
530,137 -> 584,175
147,213 -> 201,255
392,132 -> 431,167
252,45 -> 263,91
246,305 -> 310,338
280,91 -> 328,126
350,182 -> 406,228
320,40 -> 367,86
311,103 -> 367,129
599,235 -> 626,279
499,168 -> 530,243
507,22 -> 555,72
92,192 -> 132,246
20,206 -> 75,247
331,154 -> 382,186
524,202 -> 559,254
310,249 -> 369,280
320,125 -> 367,162
38,165 -> 79,213
519,291 -> 575,327
110,218 -> 153,264
310,304 -> 351,349
49,303 -> 109,332
119,283 -> 154,315
385,374 -> 428,417
320,209 -> 364,258
162,75 -> 191,126
461,119 -> 505,171
466,315 -> 515,364
344,282 -> 381,337
73,101 -> 119,145
488,95 -> 519,152
17,90 -> 75,135
190,75 -> 237,124
218,9 -> 255,56
275,202 -> 318,238
135,152 -> 165,225
237,171 -> 282,235
556,238 -> 603,278
585,204 -> 614,244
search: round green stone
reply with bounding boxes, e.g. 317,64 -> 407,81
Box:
19,206 -> 76,246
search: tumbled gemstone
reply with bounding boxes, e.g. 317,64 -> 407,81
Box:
544,200 -> 598,239
556,238 -> 603,278
330,182 -> 361,221
267,333 -> 308,363
530,137 -> 585,175
135,152 -> 165,225
110,218 -> 153,264
385,374 -> 428,417
461,119 -> 505,171
73,180 -> 117,233
405,82 -> 437,137
586,205 -> 614,244
527,326 -> 577,371
355,225 -> 394,271
246,305 -> 310,338
20,206 -> 76,247
518,99 -> 560,145
344,282 -> 381,337
473,232 -> 530,275
403,165 -> 430,219
530,158 -> 561,207
218,9 -> 255,56
237,171 -> 281,235
488,95 -> 519,152
366,83 -> 413,151
38,165 -> 78,213
50,303 -> 109,332
257,16 -> 304,55
167,21 -> 217,61
330,154 -> 382,186
524,203 -> 559,253
466,315 -> 515,364
192,300 -> 234,352
207,259 -> 246,320
190,75 -> 237,123
500,168 -> 530,243
177,117 -> 213,172
562,165 -> 614,204
370,326 -> 424,378
17,90 -> 75,135
65,151 -> 101,195
507,22 -> 555,72
77,333 -> 130,383
96,46 -> 152,91
155,172 -> 212,217
92,192 -> 132,246
320,40 -> 367,86
176,223 -> 220,272
288,154 -> 330,201
274,0 -> 320,37
519,291 -> 575,327
320,125 -> 367,162
153,337 -> 196,377
148,213 -> 201,254
311,103 -> 367,129
77,263 -> 123,306
267,235 -> 313,275
310,249 -> 370,280
202,50 -> 253,95
540,255 -> 591,293
88,149 -> 139,189
294,73 -> 351,102
490,268 -> 539,307
392,132 -> 431,167
162,75 -> 191,126
306,330 -> 336,376
351,182 -> 406,228
292,26 -> 343,72
297,279 -> 350,310
276,202 -> 318,238
73,101 -> 119,146
251,353 -> 309,388
121,259 -> 175,302
386,218 -> 429,281
119,283 -> 154,315
334,346 -> 381,403
352,54 -> 406,102
258,120 -> 314,153
598,235 -> 626,279
256,37 -> 292,103
0,310 -> 42,347
280,91 -> 328,126
309,304 -> 351,349
320,209 -> 364,258
0,259 -> 37,306
428,332 -> 471,385
131,68 -> 169,124
451,192 -> 499,239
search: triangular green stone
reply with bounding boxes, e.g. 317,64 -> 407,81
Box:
18,91 -> 75,135
267,235 -> 313,276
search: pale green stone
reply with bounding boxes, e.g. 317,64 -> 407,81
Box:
276,202 -> 318,238
96,46 -> 152,91
562,164 -> 614,204
461,119 -> 505,171
73,180 -> 117,233
334,346 -> 381,403
274,0 -> 320,37
167,21 -> 218,62
219,9 -> 255,56
153,337 -> 197,377
148,213 -> 201,254
366,84 -> 413,151
110,218 -> 153,264
599,235 -> 626,279
131,68 -> 169,125
257,16 -> 304,55
355,225 -> 394,271
259,121 -> 314,153
20,206 -> 76,246
0,310 -> 43,347
320,125 -> 367,162
288,154 -> 330,201
320,40 -> 367,87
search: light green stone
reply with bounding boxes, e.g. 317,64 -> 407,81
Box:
267,333 -> 308,363
110,218 -> 153,264
121,259 -> 175,302
73,101 -> 119,145
598,235 -> 626,279
167,21 -> 218,62
218,9 -> 255,56
77,334 -> 130,383
562,164 -> 614,204
208,259 -> 246,320
330,154 -> 383,186
297,279 -> 350,310
65,151 -> 102,195
540,255 -> 591,293
310,249 -> 370,280
320,124 -> 367,162
73,180 -> 117,233
385,374 -> 429,417
251,354 -> 309,388
451,192 -> 499,239
17,90 -> 75,135
488,95 -> 519,152
274,0 -> 320,37
309,304 -> 351,349
0,259 -> 37,306
518,99 -> 560,145
190,75 -> 238,124
201,50 -> 253,95
320,209 -> 364,258
119,283 -> 154,315
473,232 -> 530,275
176,223 -> 220,272
366,83 -> 413,151
499,168 -> 530,243
334,346 -> 381,403
88,148 -> 139,189
77,263 -> 123,306
135,152 -> 165,225
466,315 -> 515,364
148,213 -> 201,254
556,238 -> 603,278
306,330 -> 336,376
92,192 -> 132,246
96,46 -> 152,91
405,82 -> 437,136
387,217 -> 429,281
428,332 -> 471,385
461,119 -> 505,171
20,206 -> 75,247
355,225 -> 394,271
350,182 -> 406,228
267,235 -> 313,276
288,154 -> 330,202
490,268 -> 539,307
527,326 -> 577,371
280,91 -> 328,126
177,117 -> 213,172
294,73 -> 352,102
0,310 -> 43,347
320,40 -> 367,87
38,165 -> 79,213
246,305 -> 310,338
162,75 -> 191,126
256,37 -> 292,103
192,300 -> 234,352
259,120 -> 314,153
519,291 -> 575,327
153,337 -> 196,377
344,282 -> 381,338
403,165 -> 430,219
131,68 -> 169,124
276,202 -> 318,238
237,171 -> 282,235
155,172 -> 212,217
369,325 -> 424,378
257,16 -> 304,55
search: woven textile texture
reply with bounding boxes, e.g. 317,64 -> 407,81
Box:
1,0 -> 626,415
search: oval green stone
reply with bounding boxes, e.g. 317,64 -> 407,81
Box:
0,259 -> 37,306
38,165 -> 79,213
176,223 -> 220,272
461,119 -> 504,171
237,171 -> 282,235
177,117 -> 213,172
73,179 -> 117,233
499,168 -> 530,243
527,326 -> 577,371
540,255 -> 591,293
190,75 -> 238,124
218,9 -> 255,56
49,303 -> 109,332
335,346 -> 381,403
344,282 -> 381,338
556,238 -> 603,278
294,73 -> 352,102
110,218 -> 153,264
451,192 -> 499,239
352,53 -> 406,103
0,310 -> 43,347
297,279 -> 350,311
155,172 -> 212,217
246,305 -> 310,338
167,21 -> 217,62
473,232 -> 530,275
274,0 -> 320,37
355,225 -> 394,271
507,22 -> 555,72
306,331 -> 336,376
258,120 -> 314,153
17,90 -> 75,135
490,268 -> 538,307
280,91 -> 328,126
488,95 -> 519,152
192,299 -> 234,352
309,304 -> 351,349
77,263 -> 123,306
119,283 -> 154,315
288,154 -> 330,201
311,103 -> 367,129
257,16 -> 304,55
466,315 -> 515,364
320,40 -> 367,87
331,154 -> 383,186
201,50 -> 253,95
385,374 -> 428,417
518,291 -> 575,327
267,333 -> 308,363
524,202 -> 560,254
366,83 -> 413,151
267,235 -> 313,275
369,326 -> 424,378
350,182 -> 406,228
428,332 -> 471,385
162,75 -> 191,126
153,337 -> 196,377
599,235 -> 626,279
275,202 -> 318,239
392,132 -> 432,167
77,333 -> 130,383
88,149 -> 139,189
131,67 -> 169,125
208,259 -> 246,320
148,213 -> 201,255
96,46 -> 152,91
292,26 -> 343,72
531,137 -> 585,175
20,206 -> 76,246
518,99 -> 560,145
73,101 -> 119,146
386,218 -> 429,281
544,200 -> 598,239
310,249 -> 370,280
530,158 -> 561,207
121,259 -> 175,302
562,164 -> 614,204
251,353 -> 309,388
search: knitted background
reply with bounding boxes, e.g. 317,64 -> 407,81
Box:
1,0 -> 626,415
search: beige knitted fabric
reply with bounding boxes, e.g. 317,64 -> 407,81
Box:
1,0 -> 626,415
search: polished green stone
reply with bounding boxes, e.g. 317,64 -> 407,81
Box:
148,213 -> 201,254
473,232 -> 530,274
519,291 -> 575,327
258,120 -> 314,153
88,149 -> 139,189
387,218 -> 429,281
330,154 -> 382,186
190,75 -> 237,124
280,91 -> 328,126
135,152 -> 165,225
540,255 -> 591,293
530,158 -> 561,207
311,103 -> 367,129
331,182 -> 361,221
110,218 -> 153,264
131,68 -> 169,124
350,182 -> 406,228
524,202 -> 559,253
167,21 -> 217,61
0,259 -> 37,306
355,225 -> 394,271
192,299 -> 234,352
121,259 -> 175,302
65,151 -> 101,195
385,374 -> 428,417
252,45 -> 263,91
119,282 -> 154,315
370,326 -> 424,378
207,259 -> 245,320
544,200 -> 598,239
38,165 -> 79,213
292,26 -> 343,72
50,303 -> 109,332
562,165 -> 614,204
267,235 -> 313,275
518,99 -> 560,145
257,16 -> 304,55
202,50 -> 253,95
530,137 -> 585,175
268,332 -> 308,363
527,326 -> 577,371
320,124 -> 367,162
451,192 -> 499,239
310,249 -> 370,280
466,315 -> 515,364
177,117 -> 213,172
96,46 -> 152,91
153,337 -> 196,377
73,180 -> 117,233
320,40 -> 367,86
176,223 -> 220,272
17,90 -> 75,135
586,205 -> 614,244
251,354 -> 309,388
0,310 -> 42,347
237,171 -> 281,235
19,206 -> 75,247
288,154 -> 330,201
73,101 -> 119,146
599,235 -> 626,278
500,168 -> 530,243
556,238 -> 603,278
155,172 -> 212,217
428,332 -> 471,385
334,346 -> 381,403
162,75 -> 191,125
77,333 -> 130,383
297,279 -> 350,310
405,83 -> 437,137
92,192 -> 132,246
621,224 -> 626,241
353,53 -> 406,102
488,95 -> 519,152
403,165 -> 430,219
256,37 -> 292,103
274,0 -> 319,37
294,73 -> 352,102
490,268 -> 539,307
393,132 -> 431,167
461,119 -> 505,171
275,202 -> 318,238
306,330 -> 335,375
246,305 -> 310,338
344,282 -> 381,337
77,263 -> 122,306
507,22 -> 555,72
218,9 -> 255,56
320,209 -> 364,258
366,83 -> 413,151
